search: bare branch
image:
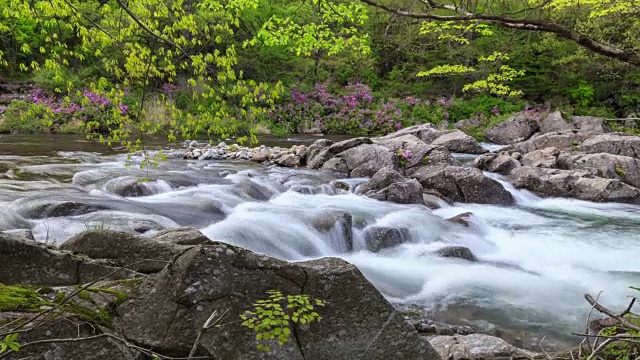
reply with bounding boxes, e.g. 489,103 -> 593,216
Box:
584,294 -> 640,332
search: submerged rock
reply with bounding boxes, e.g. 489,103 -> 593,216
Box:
309,211 -> 353,252
435,246 -> 478,262
364,226 -> 409,252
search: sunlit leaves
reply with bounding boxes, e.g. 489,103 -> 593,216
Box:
240,290 -> 326,352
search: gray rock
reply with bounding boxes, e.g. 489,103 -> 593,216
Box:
276,153 -> 301,167
429,334 -> 538,360
115,244 -> 439,359
2,315 -> 139,360
306,139 -> 334,169
446,212 -> 473,227
520,147 -> 561,168
321,144 -> 397,178
309,212 -> 353,252
573,116 -> 607,134
379,124 -> 440,144
435,246 -> 477,261
580,133 -> 640,158
359,167 -> 423,204
473,153 -> 520,175
484,116 -> 539,145
539,111 -> 574,133
251,147 -> 271,162
60,230 -> 189,273
1,228 -> 35,240
199,148 -> 221,160
151,227 -> 211,246
105,176 -> 154,197
409,166 -> 514,205
0,232 -> 139,285
510,131 -> 590,154
233,179 -> 277,201
508,166 -> 640,203
431,130 -> 487,154
376,135 -> 458,168
558,152 -> 640,189
364,227 -> 409,252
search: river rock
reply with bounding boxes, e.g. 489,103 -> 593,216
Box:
509,131 -> 590,154
520,147 -> 561,168
151,227 -> 211,246
539,111 -> 574,133
60,230 -> 189,273
431,130 -> 487,154
0,232 -> 139,285
409,166 -> 514,205
1,228 -> 35,240
573,116 -> 607,134
558,152 -> 640,188
508,166 -> 640,203
379,123 -> 440,143
446,212 -> 473,227
309,212 -> 353,252
429,334 -> 538,360
435,246 -> 478,261
105,176 -> 155,197
306,139 -> 334,169
473,153 -> 520,175
276,153 -> 301,167
484,115 -> 539,145
2,315 -> 139,360
25,200 -> 109,219
251,146 -> 271,162
363,226 -> 409,252
233,179 -> 277,201
114,244 -> 439,359
359,167 -> 423,204
580,133 -> 640,158
321,144 -> 397,178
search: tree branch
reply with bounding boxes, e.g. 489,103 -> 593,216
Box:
358,0 -> 640,66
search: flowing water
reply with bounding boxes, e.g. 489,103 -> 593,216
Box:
2,134 -> 640,349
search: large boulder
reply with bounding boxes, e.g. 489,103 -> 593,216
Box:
376,134 -> 457,169
539,111 -> 574,133
379,124 -> 440,144
115,244 -> 439,359
573,116 -> 607,134
580,133 -> 640,158
363,226 -> 409,252
150,227 -> 211,246
320,144 -> 397,178
508,167 -> 640,203
519,147 -> 561,168
484,116 -> 539,145
473,153 -> 521,175
0,232 -> 139,286
60,230 -> 191,273
429,334 -> 538,360
306,139 -> 334,169
409,166 -> 514,205
431,130 -> 487,154
358,167 -> 423,204
558,152 -> 640,189
509,131 -> 590,154
1,315 -> 139,360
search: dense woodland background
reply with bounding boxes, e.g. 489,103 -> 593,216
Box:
0,0 -> 639,143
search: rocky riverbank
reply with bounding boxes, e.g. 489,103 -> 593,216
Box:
0,229 -> 551,360
179,111 -> 640,205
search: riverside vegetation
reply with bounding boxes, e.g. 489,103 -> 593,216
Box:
1,0 -> 640,359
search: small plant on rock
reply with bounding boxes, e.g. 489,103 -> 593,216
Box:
240,290 -> 326,352
396,149 -> 412,168
0,333 -> 20,354
615,163 -> 626,178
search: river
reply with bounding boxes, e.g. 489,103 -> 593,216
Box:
2,133 -> 639,350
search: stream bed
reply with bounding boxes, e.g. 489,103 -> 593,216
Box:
2,133 -> 639,350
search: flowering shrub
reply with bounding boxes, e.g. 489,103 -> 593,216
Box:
0,87 -> 130,134
264,83 -> 453,136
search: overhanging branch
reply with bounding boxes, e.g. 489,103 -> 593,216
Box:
358,0 -> 640,66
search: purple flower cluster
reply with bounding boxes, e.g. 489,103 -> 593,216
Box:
266,83 -> 454,135
82,90 -> 110,107
0,105 -> 7,114
162,83 -> 180,99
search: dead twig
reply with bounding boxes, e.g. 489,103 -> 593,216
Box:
584,294 -> 640,332
188,308 -> 230,359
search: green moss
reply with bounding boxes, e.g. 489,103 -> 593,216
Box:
0,284 -> 53,312
87,287 -> 128,306
401,311 -> 421,318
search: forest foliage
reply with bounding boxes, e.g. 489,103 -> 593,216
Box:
0,0 -> 638,146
